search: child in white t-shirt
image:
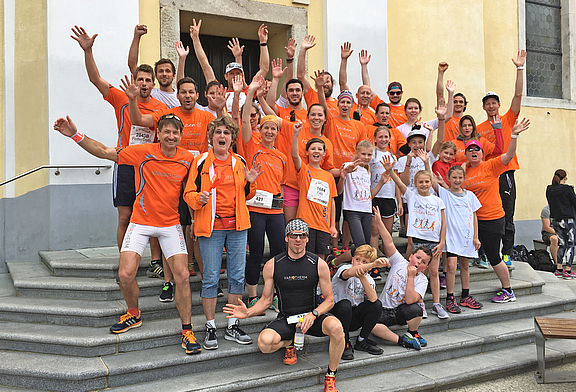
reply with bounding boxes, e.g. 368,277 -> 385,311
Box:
382,154 -> 448,320
435,165 -> 483,313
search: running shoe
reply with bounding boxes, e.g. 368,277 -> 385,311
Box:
159,282 -> 174,302
248,296 -> 259,308
432,303 -> 450,319
491,289 -> 516,303
502,254 -> 512,266
370,268 -> 382,281
477,255 -> 490,269
554,269 -> 564,278
459,295 -> 483,309
283,345 -> 297,365
325,254 -> 338,275
110,311 -> 142,334
439,274 -> 446,289
563,270 -> 576,279
217,286 -> 224,298
445,296 -> 461,314
418,302 -> 427,319
469,258 -> 478,267
146,259 -> 164,278
270,295 -> 280,312
324,374 -> 337,392
181,330 -> 202,355
413,332 -> 427,347
400,332 -> 421,350
203,324 -> 218,350
355,337 -> 383,355
341,340 -> 354,360
224,320 -> 253,344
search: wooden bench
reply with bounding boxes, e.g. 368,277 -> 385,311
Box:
534,317 -> 576,383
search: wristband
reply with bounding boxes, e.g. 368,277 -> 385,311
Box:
511,134 -> 519,139
260,42 -> 267,46
71,131 -> 85,143
517,66 -> 525,70
286,58 -> 294,63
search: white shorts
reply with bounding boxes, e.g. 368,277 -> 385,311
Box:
121,223 -> 187,259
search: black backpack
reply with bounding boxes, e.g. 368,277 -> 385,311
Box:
528,249 -> 556,272
512,244 -> 530,263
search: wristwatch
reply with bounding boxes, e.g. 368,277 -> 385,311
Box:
311,309 -> 319,318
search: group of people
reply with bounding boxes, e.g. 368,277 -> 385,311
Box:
53,21 -> 541,391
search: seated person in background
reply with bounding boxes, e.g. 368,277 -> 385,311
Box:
541,204 -> 559,265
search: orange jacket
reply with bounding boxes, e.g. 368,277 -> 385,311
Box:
184,150 -> 255,237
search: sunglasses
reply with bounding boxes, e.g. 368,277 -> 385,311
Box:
466,146 -> 481,152
290,110 -> 296,122
159,113 -> 182,122
288,233 -> 308,239
388,91 -> 402,96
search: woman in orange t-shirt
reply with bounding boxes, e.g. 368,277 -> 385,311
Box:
463,118 -> 530,304
448,115 -> 501,163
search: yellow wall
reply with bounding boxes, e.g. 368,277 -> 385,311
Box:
138,0 -> 161,74
13,1 -> 48,197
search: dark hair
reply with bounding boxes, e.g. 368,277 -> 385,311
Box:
205,80 -> 220,94
412,246 -> 433,262
133,64 -> 155,82
177,76 -> 198,93
375,102 -> 390,114
307,103 -> 327,117
447,165 -> 465,178
323,71 -> 334,84
158,113 -> 183,132
285,78 -> 303,91
552,169 -> 567,185
404,97 -> 422,112
154,58 -> 176,75
454,92 -> 468,112
306,137 -> 325,151
458,115 -> 479,139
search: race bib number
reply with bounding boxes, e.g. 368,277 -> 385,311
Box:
129,125 -> 155,145
307,178 -> 330,207
246,190 -> 274,209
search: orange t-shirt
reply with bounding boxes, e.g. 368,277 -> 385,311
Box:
152,107 -> 215,156
116,143 -> 194,227
369,94 -> 407,129
242,138 -> 287,214
364,124 -> 406,156
324,116 -> 365,168
304,88 -> 339,117
476,108 -> 519,170
357,107 -> 377,127
445,116 -> 461,142
213,154 -> 237,230
277,105 -> 307,123
104,86 -> 167,148
451,137 -> 496,163
297,161 -> 338,233
463,157 -> 508,220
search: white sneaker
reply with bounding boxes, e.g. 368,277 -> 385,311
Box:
432,303 -> 450,319
418,302 -> 427,319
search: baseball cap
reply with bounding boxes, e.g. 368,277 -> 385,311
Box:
482,91 -> 499,104
398,129 -> 427,155
465,140 -> 483,150
225,62 -> 243,74
387,81 -> 403,92
285,219 -> 309,237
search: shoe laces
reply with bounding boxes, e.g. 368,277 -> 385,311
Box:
284,346 -> 296,359
119,311 -> 137,322
229,322 -> 246,336
183,330 -> 197,344
324,374 -> 337,391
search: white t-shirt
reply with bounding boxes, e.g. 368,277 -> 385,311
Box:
379,251 -> 428,309
332,264 -> 376,306
370,149 -> 396,199
342,164 -> 373,213
405,187 -> 445,242
225,91 -> 246,114
195,103 -> 217,118
438,187 -> 481,258
151,88 -> 180,109
394,152 -> 437,202
396,118 -> 439,140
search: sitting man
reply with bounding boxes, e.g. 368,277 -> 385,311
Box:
371,207 -> 431,350
223,219 -> 344,392
541,204 -> 560,269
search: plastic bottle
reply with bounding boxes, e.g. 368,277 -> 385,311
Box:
294,317 -> 305,350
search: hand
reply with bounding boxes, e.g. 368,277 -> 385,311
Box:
70,25 -> 98,51
381,155 -> 394,172
53,116 -> 78,137
285,38 -> 297,59
232,74 -> 244,94
379,171 -> 391,184
302,35 -> 316,51
189,19 -> 202,40
438,62 -> 449,72
407,151 -> 416,159
432,243 -> 443,257
340,42 -> 353,60
175,41 -> 189,58
488,114 -> 501,124
397,203 -> 404,217
256,80 -> 270,100
407,265 -> 417,278
257,24 -> 269,43
207,85 -> 227,111
188,219 -> 195,240
343,160 -> 361,174
245,162 -> 263,183
300,312 -> 316,334
415,148 -> 429,163
473,238 -> 481,251
512,49 -> 527,68
434,172 -> 447,188
271,58 -> 286,79
227,37 -> 245,59
330,226 -> 339,239
223,298 -> 249,319
372,206 -> 383,225
359,49 -> 371,65
422,122 -> 434,133
120,74 -> 139,101
445,80 -> 455,95
199,191 -> 211,204
293,121 -> 303,136
248,74 -> 265,93
435,102 -> 447,119
512,117 -> 530,135
373,257 -> 390,269
313,69 -> 325,90
134,24 -> 147,38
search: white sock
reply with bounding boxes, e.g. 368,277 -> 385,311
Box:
433,302 -> 440,307
357,336 -> 365,342
206,319 -> 216,329
228,317 -> 238,328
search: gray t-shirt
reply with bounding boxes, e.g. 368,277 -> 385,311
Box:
541,205 -> 550,234
332,264 -> 376,306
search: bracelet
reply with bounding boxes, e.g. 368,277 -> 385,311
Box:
71,131 -> 85,143
260,42 -> 267,46
511,134 -> 519,139
517,66 -> 525,70
286,58 -> 294,63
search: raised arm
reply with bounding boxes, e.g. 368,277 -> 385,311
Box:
339,42 -> 353,92
282,38 -> 297,96
121,75 -> 154,128
510,50 -> 527,116
128,24 -> 147,75
265,58 -> 285,114
231,74 -> 245,126
430,103 -> 447,156
227,37 -> 244,65
291,121 -> 303,171
241,75 -> 264,143
312,69 -> 329,115
444,80 -> 455,120
297,35 -> 316,93
175,41 -> 189,83
53,116 -> 118,162
501,118 -> 530,165
255,24 -> 270,80
372,206 -> 397,257
436,62 -> 448,107
382,155 -> 407,195
359,49 -> 371,87
71,25 -> 109,97
189,19 -> 217,83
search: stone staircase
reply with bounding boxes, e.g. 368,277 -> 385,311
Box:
0,246 -> 575,391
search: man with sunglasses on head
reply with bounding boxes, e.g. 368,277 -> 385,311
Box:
53,114 -> 202,355
224,219 -> 345,392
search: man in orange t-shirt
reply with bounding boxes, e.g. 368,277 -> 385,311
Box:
54,114 -> 201,354
475,50 -> 526,258
444,93 -> 467,141
266,58 -> 308,123
369,82 -> 407,128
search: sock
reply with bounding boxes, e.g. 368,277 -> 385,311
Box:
151,259 -> 161,266
447,293 -> 454,299
461,289 -> 470,298
206,319 -> 216,329
503,287 -> 512,293
397,335 -> 404,346
182,324 -> 192,334
357,336 -> 365,342
409,330 -> 418,336
128,308 -> 139,317
228,317 -> 238,328
326,367 -> 337,377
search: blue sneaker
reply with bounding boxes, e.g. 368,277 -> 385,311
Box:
502,254 -> 512,267
400,332 -> 421,350
413,332 -> 427,347
491,288 -> 516,303
477,254 -> 490,269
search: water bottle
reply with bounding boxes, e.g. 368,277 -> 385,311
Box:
294,317 -> 305,350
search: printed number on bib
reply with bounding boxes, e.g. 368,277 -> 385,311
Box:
246,190 -> 274,209
129,125 -> 155,145
307,178 -> 330,207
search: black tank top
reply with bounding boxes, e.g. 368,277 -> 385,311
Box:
273,251 -> 319,317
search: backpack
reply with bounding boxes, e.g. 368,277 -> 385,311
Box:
512,244 -> 530,263
528,249 -> 556,272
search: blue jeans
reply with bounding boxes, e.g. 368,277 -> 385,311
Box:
198,229 -> 248,298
